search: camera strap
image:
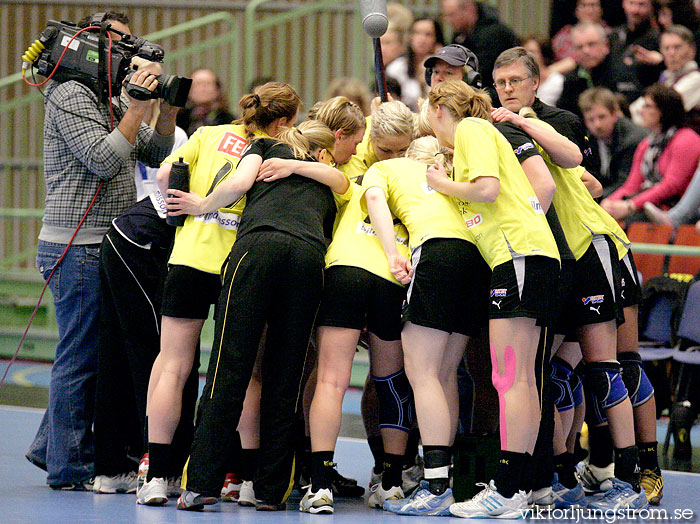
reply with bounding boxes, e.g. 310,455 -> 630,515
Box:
97,22 -> 108,104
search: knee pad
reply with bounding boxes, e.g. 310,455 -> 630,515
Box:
551,357 -> 575,412
570,370 -> 584,408
373,369 -> 414,433
583,361 -> 629,426
618,352 -> 655,408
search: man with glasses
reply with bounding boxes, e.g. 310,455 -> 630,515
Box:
557,22 -> 641,118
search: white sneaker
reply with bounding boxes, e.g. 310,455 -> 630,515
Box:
369,467 -> 382,490
299,486 -> 334,514
136,453 -> 149,492
449,480 -> 529,519
93,472 -> 138,494
166,476 -> 182,498
221,472 -> 242,502
577,461 -> 614,493
136,477 -> 168,506
238,480 -> 257,507
402,462 -> 424,494
530,485 -> 555,509
368,484 -> 404,508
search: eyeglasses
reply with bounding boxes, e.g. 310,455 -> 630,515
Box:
494,76 -> 530,90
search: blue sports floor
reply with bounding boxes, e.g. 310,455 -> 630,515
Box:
1,405 -> 700,524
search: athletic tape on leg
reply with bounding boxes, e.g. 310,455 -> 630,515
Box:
551,357 -> 575,412
583,361 -> 629,425
373,369 -> 414,432
490,344 -> 517,449
618,352 -> 654,408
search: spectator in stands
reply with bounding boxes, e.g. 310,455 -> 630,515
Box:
440,0 -> 519,89
601,84 -> 700,222
327,78 -> 372,116
522,36 -> 566,106
608,0 -> 663,94
406,18 -> 445,103
630,25 -> 700,129
644,162 -> 700,229
176,69 -> 235,136
557,22 -> 642,117
382,3 -> 421,110
552,0 -> 610,61
580,87 -> 649,197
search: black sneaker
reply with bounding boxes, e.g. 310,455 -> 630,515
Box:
256,500 -> 286,511
329,468 -> 365,498
671,402 -> 694,461
50,478 -> 94,491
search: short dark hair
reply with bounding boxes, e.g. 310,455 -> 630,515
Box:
77,11 -> 130,29
661,24 -> 696,47
645,83 -> 685,131
579,87 -> 621,114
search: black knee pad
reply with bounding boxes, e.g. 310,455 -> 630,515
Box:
618,351 -> 654,408
373,369 -> 414,432
583,361 -> 629,425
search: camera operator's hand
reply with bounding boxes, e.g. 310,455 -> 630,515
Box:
155,101 -> 178,136
119,69 -> 159,144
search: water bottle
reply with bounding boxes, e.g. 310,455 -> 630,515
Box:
166,157 -> 190,227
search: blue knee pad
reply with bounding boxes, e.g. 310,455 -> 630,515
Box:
583,361 -> 629,426
373,369 -> 414,433
551,358 -> 575,412
618,352 -> 655,408
571,371 -> 584,408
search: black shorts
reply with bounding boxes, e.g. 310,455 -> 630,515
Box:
489,255 -> 560,324
618,250 -> 642,308
564,235 -> 625,328
403,238 -> 490,337
552,259 -> 576,336
316,265 -> 406,341
161,264 -> 222,319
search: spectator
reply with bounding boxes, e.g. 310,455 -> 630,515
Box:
424,44 -> 482,88
383,3 -> 423,110
655,0 -> 700,59
580,87 -> 649,197
557,22 -> 639,117
25,11 -> 177,490
644,162 -> 700,228
522,36 -> 566,106
630,25 -> 700,129
440,0 -> 519,89
608,0 -> 664,94
552,0 -> 610,61
407,18 -> 445,102
327,77 -> 372,116
601,84 -> 700,222
176,68 -> 235,136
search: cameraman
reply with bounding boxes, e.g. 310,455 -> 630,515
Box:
25,11 -> 178,490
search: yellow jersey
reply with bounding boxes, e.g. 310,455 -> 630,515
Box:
452,118 -> 560,269
528,120 -> 630,260
360,158 -> 476,250
325,182 -> 409,285
166,124 -> 267,274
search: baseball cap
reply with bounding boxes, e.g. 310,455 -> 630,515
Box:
423,44 -> 473,68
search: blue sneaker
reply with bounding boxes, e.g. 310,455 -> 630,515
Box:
383,480 -> 454,516
551,474 -> 586,509
587,478 -> 648,512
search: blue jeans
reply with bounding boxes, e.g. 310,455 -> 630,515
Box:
26,240 -> 101,485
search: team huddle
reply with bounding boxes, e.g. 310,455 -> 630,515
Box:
97,41 -> 661,517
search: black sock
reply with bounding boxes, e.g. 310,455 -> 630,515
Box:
588,425 -> 614,468
147,442 -> 171,481
573,432 -> 588,462
404,428 -> 420,468
381,453 -> 405,490
310,451 -> 335,492
423,446 -> 450,495
367,436 -> 384,473
494,450 -> 528,498
519,452 -> 533,495
554,452 -> 578,489
239,448 -> 258,481
638,441 -> 660,473
614,446 -> 641,492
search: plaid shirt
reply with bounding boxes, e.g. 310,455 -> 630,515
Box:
39,80 -> 174,244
